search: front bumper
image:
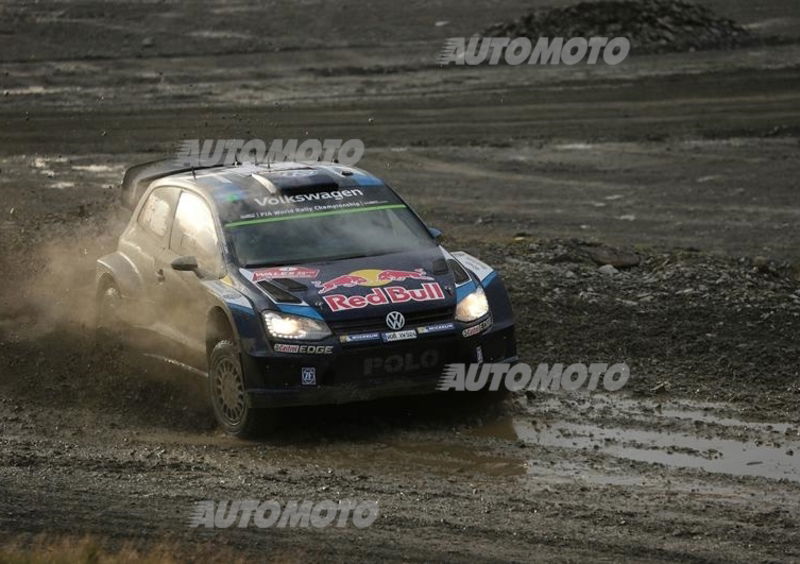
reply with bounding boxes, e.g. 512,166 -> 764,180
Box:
243,324 -> 516,408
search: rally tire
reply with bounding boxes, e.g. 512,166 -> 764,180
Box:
208,340 -> 271,438
96,282 -> 124,345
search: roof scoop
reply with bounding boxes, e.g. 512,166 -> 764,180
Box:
250,173 -> 278,194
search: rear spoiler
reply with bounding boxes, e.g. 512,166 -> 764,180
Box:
120,158 -> 224,210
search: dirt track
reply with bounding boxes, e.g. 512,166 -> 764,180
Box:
1,1 -> 800,561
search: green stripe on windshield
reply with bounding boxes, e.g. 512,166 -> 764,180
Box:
224,204 -> 407,228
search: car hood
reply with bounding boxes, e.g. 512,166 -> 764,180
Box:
241,247 -> 458,322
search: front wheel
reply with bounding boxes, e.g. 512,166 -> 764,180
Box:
208,340 -> 271,438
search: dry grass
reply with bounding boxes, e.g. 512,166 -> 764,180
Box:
0,535 -> 259,564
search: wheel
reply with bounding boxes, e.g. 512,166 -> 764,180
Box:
96,282 -> 124,344
208,340 -> 271,438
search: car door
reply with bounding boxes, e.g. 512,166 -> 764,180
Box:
118,186 -> 179,327
154,189 -> 225,361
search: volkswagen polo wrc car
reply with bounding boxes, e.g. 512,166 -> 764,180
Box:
97,160 -> 516,436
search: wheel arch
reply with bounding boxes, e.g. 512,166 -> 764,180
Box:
96,251 -> 142,302
206,305 -> 237,358
95,272 -> 116,301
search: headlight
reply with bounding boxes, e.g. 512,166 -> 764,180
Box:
455,286 -> 490,322
263,311 -> 331,341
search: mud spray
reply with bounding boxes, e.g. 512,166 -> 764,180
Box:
0,205 -> 212,430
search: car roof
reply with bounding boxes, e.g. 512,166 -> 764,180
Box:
121,159 -> 387,210
150,161 -> 386,200
145,161 -> 403,227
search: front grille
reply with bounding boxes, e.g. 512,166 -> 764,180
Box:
329,306 -> 454,334
332,339 -> 458,384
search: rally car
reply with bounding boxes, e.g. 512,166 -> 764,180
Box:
96,160 -> 516,436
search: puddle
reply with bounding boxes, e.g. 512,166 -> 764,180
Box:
514,420 -> 800,483
555,143 -> 593,150
139,427 -> 526,478
654,406 -> 796,435
473,396 -> 800,483
72,164 -> 119,174
122,393 -> 800,483
534,395 -> 799,436
188,30 -> 254,41
384,440 -> 526,478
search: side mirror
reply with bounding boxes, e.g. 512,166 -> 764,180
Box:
171,255 -> 199,272
428,227 -> 443,241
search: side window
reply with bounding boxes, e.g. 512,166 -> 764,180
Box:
138,188 -> 174,238
171,191 -> 221,270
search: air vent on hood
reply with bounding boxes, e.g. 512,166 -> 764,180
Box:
432,258 -> 449,275
448,259 -> 470,284
257,280 -> 302,304
272,278 -> 308,292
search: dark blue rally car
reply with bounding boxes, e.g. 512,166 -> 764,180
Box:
97,160 -> 516,436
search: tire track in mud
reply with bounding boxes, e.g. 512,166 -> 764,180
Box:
2,380 -> 800,560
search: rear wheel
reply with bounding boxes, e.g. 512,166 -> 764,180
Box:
96,282 -> 124,344
208,340 -> 271,438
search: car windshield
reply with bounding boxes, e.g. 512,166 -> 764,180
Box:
226,205 -> 436,267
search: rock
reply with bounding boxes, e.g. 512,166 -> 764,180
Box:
598,264 -> 619,275
752,256 -> 771,274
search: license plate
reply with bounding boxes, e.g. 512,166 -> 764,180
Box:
382,329 -> 417,342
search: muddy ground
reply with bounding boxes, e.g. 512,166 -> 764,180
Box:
1,0 -> 800,562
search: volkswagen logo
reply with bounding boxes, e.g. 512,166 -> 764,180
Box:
385,311 -> 405,330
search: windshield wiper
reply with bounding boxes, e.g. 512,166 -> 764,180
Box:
243,253 -> 372,269
243,251 -> 413,269
327,253 -> 370,261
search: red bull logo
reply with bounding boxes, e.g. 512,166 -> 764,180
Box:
314,274 -> 369,294
323,283 -> 445,312
314,268 -> 433,295
376,269 -> 433,283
